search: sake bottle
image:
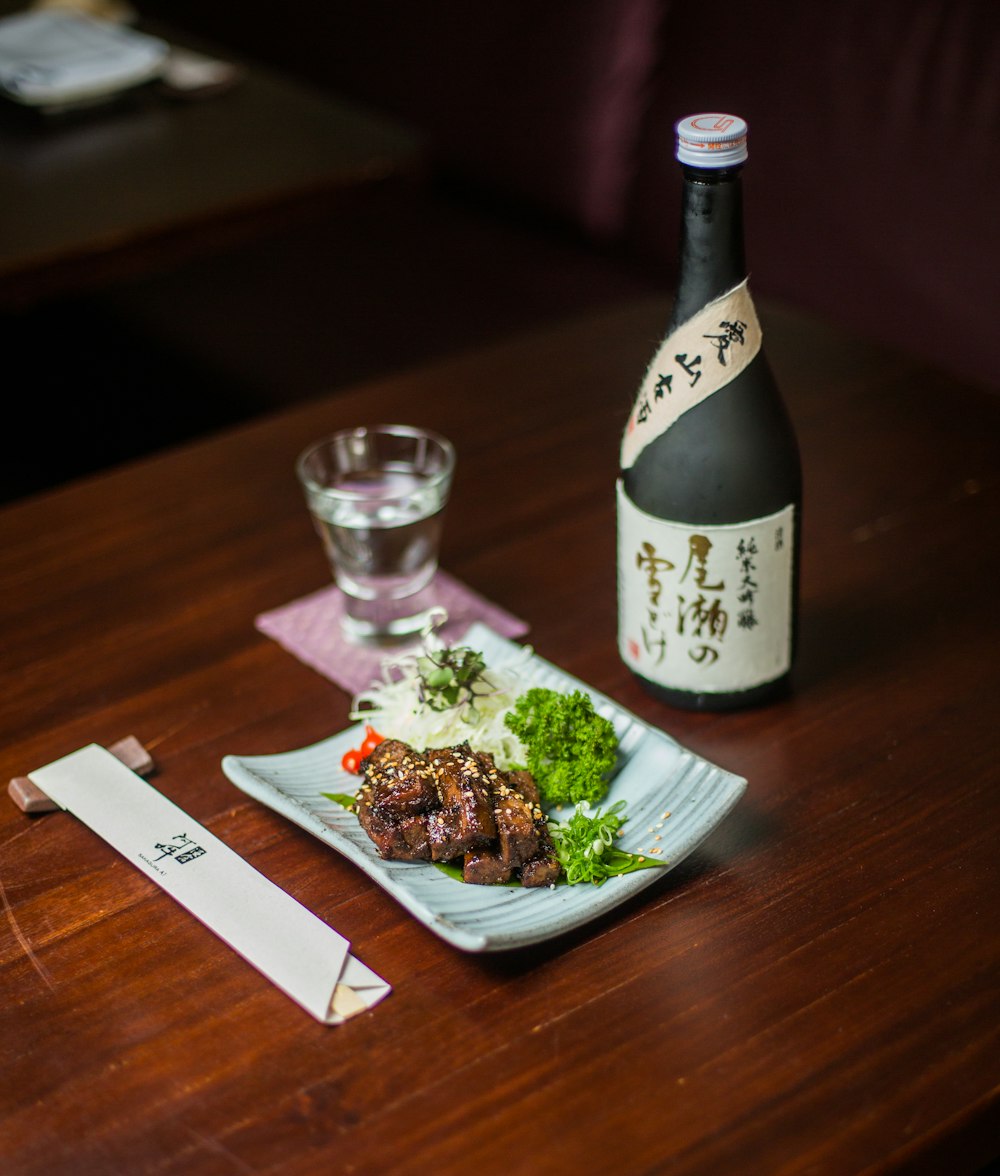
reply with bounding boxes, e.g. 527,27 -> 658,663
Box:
617,113 -> 801,710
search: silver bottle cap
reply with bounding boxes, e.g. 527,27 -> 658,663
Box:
675,113 -> 748,168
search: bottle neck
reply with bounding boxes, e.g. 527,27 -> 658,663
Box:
669,164 -> 747,332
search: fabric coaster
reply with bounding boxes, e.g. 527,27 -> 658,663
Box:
255,571 -> 529,697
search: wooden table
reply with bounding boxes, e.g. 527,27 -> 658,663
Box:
0,40 -> 423,305
1,299 -> 997,1175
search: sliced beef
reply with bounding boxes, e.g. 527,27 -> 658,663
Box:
494,787 -> 540,868
425,744 -> 497,860
463,847 -> 513,886
355,739 -> 563,885
363,739 -> 438,818
470,752 -> 538,869
399,813 -> 432,858
507,768 -> 541,807
356,784 -> 431,862
520,823 -> 561,887
425,806 -> 465,862
520,851 -> 561,887
501,764 -> 559,886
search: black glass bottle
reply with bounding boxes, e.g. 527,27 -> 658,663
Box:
617,114 -> 801,710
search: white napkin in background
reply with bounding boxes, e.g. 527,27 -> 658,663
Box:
29,745 -> 390,1024
0,10 -> 167,106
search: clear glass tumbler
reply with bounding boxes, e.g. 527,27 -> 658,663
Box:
296,424 -> 455,643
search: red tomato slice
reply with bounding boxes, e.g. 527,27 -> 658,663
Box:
359,726 -> 385,757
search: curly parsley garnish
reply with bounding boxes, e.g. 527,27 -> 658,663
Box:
503,686 -> 618,806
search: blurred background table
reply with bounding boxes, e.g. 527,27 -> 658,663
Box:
0,36 -> 423,306
1,298 -> 997,1176
4,1 -> 994,512
0,21 -> 424,503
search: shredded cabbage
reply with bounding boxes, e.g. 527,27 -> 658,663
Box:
349,617 -> 533,768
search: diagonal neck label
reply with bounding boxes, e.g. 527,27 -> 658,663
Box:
621,280 -> 762,470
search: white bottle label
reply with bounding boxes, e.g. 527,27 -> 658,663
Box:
617,483 -> 794,694
620,280 -> 762,471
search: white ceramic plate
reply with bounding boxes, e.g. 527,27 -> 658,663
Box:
222,624 -> 747,952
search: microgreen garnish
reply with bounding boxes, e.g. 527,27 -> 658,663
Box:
416,646 -> 492,719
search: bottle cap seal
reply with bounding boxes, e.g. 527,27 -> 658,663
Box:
675,113 -> 748,168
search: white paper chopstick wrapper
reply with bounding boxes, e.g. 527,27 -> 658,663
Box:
29,744 -> 390,1023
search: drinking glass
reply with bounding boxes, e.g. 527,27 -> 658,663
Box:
295,424 -> 455,642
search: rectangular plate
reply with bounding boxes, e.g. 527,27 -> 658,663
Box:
221,624 -> 746,952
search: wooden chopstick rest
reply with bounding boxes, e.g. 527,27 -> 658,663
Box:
8,736 -> 154,814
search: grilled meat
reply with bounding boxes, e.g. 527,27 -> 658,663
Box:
498,760 -> 560,886
463,846 -> 513,886
519,826 -> 561,888
355,739 -> 561,886
362,739 -> 438,817
355,786 -> 431,862
425,744 -> 497,859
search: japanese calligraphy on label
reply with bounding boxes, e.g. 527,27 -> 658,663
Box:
620,280 -> 762,470
617,485 -> 794,693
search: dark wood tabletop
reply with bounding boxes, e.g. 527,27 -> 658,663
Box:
1,298 -> 997,1175
0,43 -> 423,305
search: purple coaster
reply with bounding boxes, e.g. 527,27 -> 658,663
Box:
255,571 -> 529,697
